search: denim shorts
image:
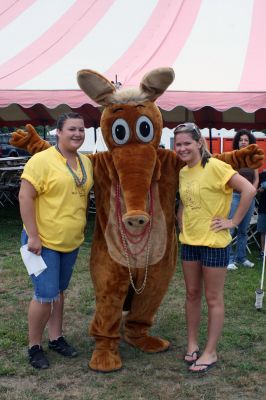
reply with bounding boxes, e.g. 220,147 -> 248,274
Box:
181,244 -> 230,267
21,230 -> 79,303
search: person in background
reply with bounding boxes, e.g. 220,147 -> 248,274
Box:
174,123 -> 256,373
257,170 -> 266,259
227,130 -> 259,270
19,112 -> 93,369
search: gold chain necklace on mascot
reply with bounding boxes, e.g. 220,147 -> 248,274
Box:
56,145 -> 87,187
115,183 -> 153,294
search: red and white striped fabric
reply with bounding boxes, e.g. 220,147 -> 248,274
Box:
0,0 -> 266,129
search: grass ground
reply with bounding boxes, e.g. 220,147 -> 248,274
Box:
0,205 -> 265,400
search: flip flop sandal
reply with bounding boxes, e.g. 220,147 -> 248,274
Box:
184,349 -> 200,365
189,361 -> 217,373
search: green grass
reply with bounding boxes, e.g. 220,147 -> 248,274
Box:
0,205 -> 266,399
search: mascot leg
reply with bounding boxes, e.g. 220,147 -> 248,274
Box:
89,257 -> 130,372
123,255 -> 176,353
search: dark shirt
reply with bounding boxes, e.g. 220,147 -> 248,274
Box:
238,168 -> 255,184
233,168 -> 255,194
258,171 -> 266,214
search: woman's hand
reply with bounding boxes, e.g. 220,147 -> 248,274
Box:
27,235 -> 42,255
210,217 -> 236,232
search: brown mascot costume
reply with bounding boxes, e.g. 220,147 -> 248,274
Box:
11,67 -> 264,373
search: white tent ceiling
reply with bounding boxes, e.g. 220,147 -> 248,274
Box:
0,0 -> 266,130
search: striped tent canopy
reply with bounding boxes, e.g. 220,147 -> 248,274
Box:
1,0 -> 266,130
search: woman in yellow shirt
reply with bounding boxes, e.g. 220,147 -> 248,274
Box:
174,123 -> 256,373
19,112 -> 93,369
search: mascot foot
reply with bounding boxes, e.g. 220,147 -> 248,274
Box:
89,349 -> 122,373
124,334 -> 170,353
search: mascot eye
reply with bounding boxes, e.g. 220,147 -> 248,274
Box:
136,116 -> 154,143
112,119 -> 130,145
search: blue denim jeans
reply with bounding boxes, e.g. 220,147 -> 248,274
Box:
21,230 -> 79,303
228,192 -> 255,263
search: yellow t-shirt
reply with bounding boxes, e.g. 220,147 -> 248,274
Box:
179,158 -> 237,248
21,146 -> 93,252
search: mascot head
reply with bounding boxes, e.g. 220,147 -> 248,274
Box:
77,68 -> 174,151
77,68 -> 174,227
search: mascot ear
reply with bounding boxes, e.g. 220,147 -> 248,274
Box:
77,69 -> 116,106
140,67 -> 175,101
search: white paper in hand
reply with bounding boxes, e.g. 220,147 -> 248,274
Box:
20,244 -> 47,277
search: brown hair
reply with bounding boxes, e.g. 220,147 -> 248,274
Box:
232,129 -> 256,150
56,112 -> 84,130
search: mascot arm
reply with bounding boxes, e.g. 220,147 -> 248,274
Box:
10,125 -> 99,161
213,144 -> 264,170
157,149 -> 185,171
10,124 -> 51,155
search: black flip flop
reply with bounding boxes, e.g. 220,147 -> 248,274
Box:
184,350 -> 200,365
189,360 -> 217,373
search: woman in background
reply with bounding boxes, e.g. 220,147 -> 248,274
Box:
227,130 -> 259,270
256,170 -> 266,259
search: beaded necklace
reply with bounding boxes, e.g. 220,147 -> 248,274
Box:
55,145 -> 87,187
115,183 -> 153,294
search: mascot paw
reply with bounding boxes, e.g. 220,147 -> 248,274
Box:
89,349 -> 122,373
10,128 -> 30,148
124,334 -> 170,353
10,124 -> 50,154
246,145 -> 264,169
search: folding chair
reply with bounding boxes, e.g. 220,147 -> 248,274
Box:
0,167 -> 23,207
89,190 -> 96,214
246,202 -> 260,253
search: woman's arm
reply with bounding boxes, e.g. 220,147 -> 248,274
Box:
228,174 -> 256,225
19,179 -> 42,255
211,173 -> 256,232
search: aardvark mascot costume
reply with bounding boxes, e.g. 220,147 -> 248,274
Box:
11,68 -> 264,373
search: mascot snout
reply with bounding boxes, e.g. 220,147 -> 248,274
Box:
122,210 -> 150,228
112,144 -> 159,227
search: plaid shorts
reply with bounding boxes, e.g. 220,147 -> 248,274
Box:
181,244 -> 230,267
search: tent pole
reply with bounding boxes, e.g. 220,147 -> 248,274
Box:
208,127 -> 213,153
220,131 -> 223,153
94,125 -> 97,143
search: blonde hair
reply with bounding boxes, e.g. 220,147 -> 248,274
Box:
174,123 -> 211,167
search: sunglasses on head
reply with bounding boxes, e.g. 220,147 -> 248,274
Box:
174,122 -> 201,137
